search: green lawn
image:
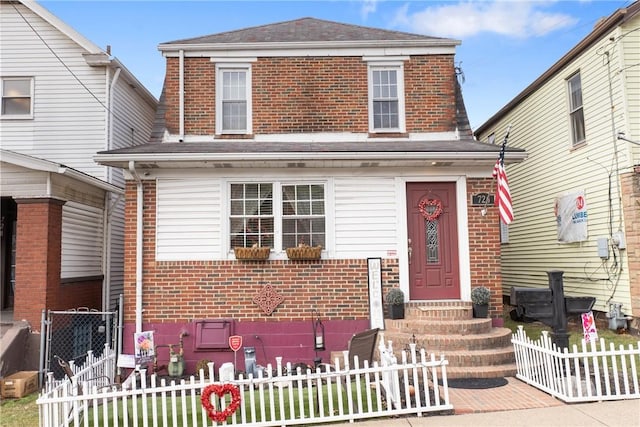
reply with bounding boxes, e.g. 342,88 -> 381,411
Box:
504,315 -> 640,349
0,393 -> 39,427
91,378 -> 378,425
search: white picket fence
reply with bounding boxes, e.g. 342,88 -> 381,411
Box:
511,326 -> 640,402
37,343 -> 452,427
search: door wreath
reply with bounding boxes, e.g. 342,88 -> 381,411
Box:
418,199 -> 443,221
201,383 -> 242,422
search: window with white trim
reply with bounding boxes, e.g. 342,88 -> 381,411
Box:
282,184 -> 325,248
1,77 -> 33,118
229,182 -> 326,251
567,72 -> 585,146
216,66 -> 251,134
368,65 -> 405,132
230,183 -> 274,248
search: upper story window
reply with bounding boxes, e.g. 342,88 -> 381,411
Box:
368,64 -> 405,133
1,77 -> 33,118
567,72 -> 585,146
216,65 -> 252,134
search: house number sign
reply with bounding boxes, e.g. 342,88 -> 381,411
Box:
472,193 -> 495,206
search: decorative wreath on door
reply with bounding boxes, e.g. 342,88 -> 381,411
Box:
418,199 -> 444,221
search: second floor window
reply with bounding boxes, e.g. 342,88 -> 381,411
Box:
216,66 -> 251,134
368,65 -> 405,133
567,72 -> 585,146
1,77 -> 33,118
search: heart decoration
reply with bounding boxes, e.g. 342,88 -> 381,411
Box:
201,383 -> 241,422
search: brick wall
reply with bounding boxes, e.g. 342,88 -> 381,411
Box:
620,169 -> 640,321
163,55 -> 457,136
466,178 -> 503,322
14,198 -> 64,330
123,181 -> 401,324
13,198 -> 103,331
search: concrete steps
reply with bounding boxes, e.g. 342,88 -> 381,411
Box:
382,301 -> 516,379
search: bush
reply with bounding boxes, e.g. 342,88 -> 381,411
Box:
385,288 -> 405,305
471,286 -> 490,305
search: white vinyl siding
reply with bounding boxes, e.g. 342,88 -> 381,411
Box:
61,202 -> 104,278
334,177 -> 397,257
156,178 -> 221,261
475,22 -> 635,313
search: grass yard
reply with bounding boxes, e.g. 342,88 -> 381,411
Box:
504,315 -> 640,349
0,393 -> 39,427
89,378 -> 379,425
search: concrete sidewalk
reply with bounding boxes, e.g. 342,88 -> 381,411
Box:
334,399 -> 640,426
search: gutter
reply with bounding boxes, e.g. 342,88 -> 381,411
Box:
128,161 -> 144,333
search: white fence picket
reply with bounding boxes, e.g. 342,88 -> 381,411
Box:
512,326 -> 640,403
38,344 -> 452,427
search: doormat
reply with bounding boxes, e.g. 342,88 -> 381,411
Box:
439,377 -> 508,389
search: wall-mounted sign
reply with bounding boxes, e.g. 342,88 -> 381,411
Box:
556,190 -> 588,243
472,193 -> 495,206
367,258 -> 384,330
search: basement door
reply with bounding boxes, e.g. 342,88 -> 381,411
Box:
406,182 -> 460,300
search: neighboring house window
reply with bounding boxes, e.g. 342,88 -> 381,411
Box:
368,64 -> 405,132
567,72 -> 585,146
1,77 -> 33,118
487,133 -> 495,145
282,184 -> 325,248
229,182 -> 326,250
216,65 -> 252,134
230,183 -> 274,248
500,219 -> 509,244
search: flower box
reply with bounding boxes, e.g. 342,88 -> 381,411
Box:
233,246 -> 270,261
286,245 -> 322,260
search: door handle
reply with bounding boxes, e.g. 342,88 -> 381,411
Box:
408,238 -> 412,264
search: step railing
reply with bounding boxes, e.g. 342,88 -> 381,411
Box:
512,326 -> 640,402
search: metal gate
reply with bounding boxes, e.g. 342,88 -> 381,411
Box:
41,306 -> 119,380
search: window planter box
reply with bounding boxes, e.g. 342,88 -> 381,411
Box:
286,245 -> 322,260
234,247 -> 270,261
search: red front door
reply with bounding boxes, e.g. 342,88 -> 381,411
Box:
407,182 -> 460,300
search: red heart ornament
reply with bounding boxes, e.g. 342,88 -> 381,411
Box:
201,384 -> 242,422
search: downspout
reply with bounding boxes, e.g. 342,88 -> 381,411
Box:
128,161 -> 144,333
103,67 -> 122,311
179,49 -> 185,141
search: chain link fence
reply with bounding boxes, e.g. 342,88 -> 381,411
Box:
41,306 -> 120,380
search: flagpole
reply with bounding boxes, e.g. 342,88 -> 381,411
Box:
483,124 -> 512,216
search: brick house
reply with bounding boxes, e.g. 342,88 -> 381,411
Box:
95,18 -> 526,373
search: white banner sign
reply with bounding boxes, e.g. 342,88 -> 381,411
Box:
367,258 -> 385,330
556,191 -> 588,243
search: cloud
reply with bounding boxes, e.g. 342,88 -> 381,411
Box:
391,1 -> 578,39
360,0 -> 378,20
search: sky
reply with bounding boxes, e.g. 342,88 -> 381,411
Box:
39,0 -> 634,131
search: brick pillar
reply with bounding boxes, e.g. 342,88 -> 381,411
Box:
13,198 -> 65,331
621,169 -> 640,321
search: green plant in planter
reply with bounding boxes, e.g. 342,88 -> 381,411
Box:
470,286 -> 490,318
385,288 -> 405,319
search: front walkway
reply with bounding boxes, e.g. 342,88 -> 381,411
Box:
446,377 -> 563,414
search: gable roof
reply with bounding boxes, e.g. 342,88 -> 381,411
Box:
475,1 -> 640,136
159,17 -> 459,51
6,0 -> 157,106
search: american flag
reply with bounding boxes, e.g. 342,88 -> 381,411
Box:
492,127 -> 513,224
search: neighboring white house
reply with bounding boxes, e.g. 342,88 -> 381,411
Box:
0,0 -> 157,330
475,2 -> 639,331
